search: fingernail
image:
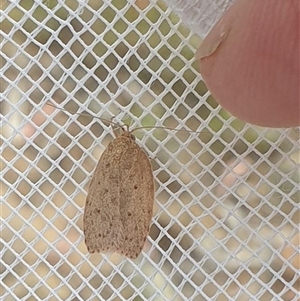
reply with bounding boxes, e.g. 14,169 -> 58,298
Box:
196,29 -> 228,60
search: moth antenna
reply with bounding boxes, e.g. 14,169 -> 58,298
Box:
46,102 -> 208,135
46,101 -> 120,127
131,125 -> 209,135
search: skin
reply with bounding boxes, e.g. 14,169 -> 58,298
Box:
197,0 -> 299,128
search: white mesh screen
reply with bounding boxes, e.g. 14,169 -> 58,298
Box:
1,1 -> 299,300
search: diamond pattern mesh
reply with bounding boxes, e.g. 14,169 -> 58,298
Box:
1,1 -> 299,300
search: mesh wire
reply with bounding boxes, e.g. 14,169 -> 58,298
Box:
1,1 -> 299,300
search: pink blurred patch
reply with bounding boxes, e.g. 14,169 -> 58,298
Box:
197,0 -> 299,127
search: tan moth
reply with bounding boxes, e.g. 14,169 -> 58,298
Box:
83,125 -> 154,259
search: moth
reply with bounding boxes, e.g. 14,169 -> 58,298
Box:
83,126 -> 154,259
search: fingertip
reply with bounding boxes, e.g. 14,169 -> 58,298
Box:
197,0 -> 300,127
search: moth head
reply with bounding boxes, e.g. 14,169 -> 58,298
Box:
120,126 -> 136,141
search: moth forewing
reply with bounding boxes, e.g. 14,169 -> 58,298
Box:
83,129 -> 155,259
